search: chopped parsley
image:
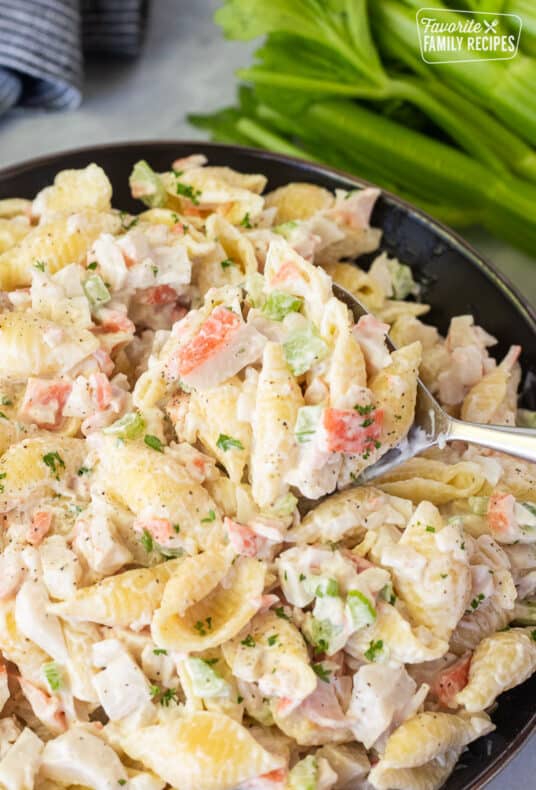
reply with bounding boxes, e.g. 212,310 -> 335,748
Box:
118,781 -> 127,786
531,630 -> 536,642
312,663 -> 331,682
202,658 -> 219,666
275,606 -> 290,621
77,466 -> 91,476
160,688 -> 178,706
299,573 -> 306,582
470,593 -> 485,611
144,434 -> 164,452
153,648 -> 168,656
425,526 -> 436,533
140,529 -> 154,553
175,179 -> 201,205
216,434 -> 244,452
220,258 -> 235,269
119,211 -> 139,230
0,472 -> 6,495
194,617 -> 213,636
173,523 -> 181,533
354,403 -> 374,415
33,259 -> 45,272
240,212 -> 253,228
201,509 -> 216,523
241,634 -> 256,647
0,397 -> 12,406
42,451 -> 65,480
87,261 -> 98,270
149,684 -> 161,697
364,639 -> 384,662
0,412 -> 8,420
43,662 -> 62,692
267,634 -> 279,646
237,695 -> 244,704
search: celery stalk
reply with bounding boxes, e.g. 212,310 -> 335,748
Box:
373,0 -> 536,145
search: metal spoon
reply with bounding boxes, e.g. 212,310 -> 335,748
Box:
333,284 -> 536,482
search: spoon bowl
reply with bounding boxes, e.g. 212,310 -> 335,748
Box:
333,283 -> 536,482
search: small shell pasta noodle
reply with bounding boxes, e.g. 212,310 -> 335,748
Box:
151,551 -> 265,651
454,628 -> 536,712
107,711 -> 283,790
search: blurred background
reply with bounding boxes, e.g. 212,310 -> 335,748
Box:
0,0 -> 534,304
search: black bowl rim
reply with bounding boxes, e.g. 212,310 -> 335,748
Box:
0,139 -> 534,788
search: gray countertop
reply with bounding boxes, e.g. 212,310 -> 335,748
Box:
0,0 -> 534,785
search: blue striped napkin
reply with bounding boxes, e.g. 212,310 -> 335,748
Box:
0,0 -> 148,115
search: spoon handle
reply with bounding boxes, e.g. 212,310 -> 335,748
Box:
447,419 -> 536,462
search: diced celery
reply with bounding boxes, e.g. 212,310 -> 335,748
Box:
386,258 -> 418,299
129,160 -> 167,208
273,220 -> 299,239
103,411 -> 146,440
288,755 -> 318,790
284,326 -> 328,376
185,657 -> 230,698
302,615 -> 334,653
42,661 -> 62,692
262,291 -> 303,321
84,274 -> 111,306
294,405 -> 323,444
244,272 -> 266,308
269,492 -> 298,517
468,496 -> 489,516
347,589 -> 377,629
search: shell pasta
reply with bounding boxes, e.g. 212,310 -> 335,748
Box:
0,157 -> 532,790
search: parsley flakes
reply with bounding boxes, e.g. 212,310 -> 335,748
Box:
144,434 -> 164,452
175,179 -> 201,205
216,434 -> 244,452
140,529 -> 154,553
312,663 -> 331,682
42,451 -> 65,480
364,639 -> 384,662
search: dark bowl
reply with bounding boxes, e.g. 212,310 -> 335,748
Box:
0,141 -> 534,788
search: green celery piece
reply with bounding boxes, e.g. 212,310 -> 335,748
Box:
347,590 -> 377,629
283,326 -> 329,376
129,160 -> 167,208
84,274 -> 110,306
103,411 -> 146,440
288,755 -> 318,790
262,291 -> 303,321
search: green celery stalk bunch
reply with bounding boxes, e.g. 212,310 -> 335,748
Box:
189,0 -> 536,255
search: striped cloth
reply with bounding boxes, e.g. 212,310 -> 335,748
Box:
0,0 -> 148,115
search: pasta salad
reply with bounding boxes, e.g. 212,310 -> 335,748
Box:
0,156 -> 533,790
